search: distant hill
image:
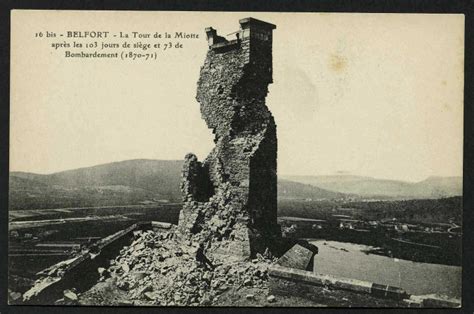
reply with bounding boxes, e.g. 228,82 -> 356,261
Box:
9,159 -> 461,210
412,176 -> 463,198
281,175 -> 462,199
278,179 -> 350,200
12,159 -> 182,193
10,159 -> 355,210
9,175 -> 48,190
10,159 -> 183,210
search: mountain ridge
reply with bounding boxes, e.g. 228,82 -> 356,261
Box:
9,159 -> 462,210
281,174 -> 462,199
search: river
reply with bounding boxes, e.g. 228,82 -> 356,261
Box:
310,240 -> 461,298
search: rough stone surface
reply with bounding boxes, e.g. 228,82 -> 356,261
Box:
80,229 -> 277,306
178,17 -> 281,258
277,244 -> 317,271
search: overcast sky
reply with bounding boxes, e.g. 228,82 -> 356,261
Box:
11,11 -> 464,182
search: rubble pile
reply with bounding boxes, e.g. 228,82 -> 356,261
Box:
97,229 -> 277,306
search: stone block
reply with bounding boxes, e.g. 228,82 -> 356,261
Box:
421,296 -> 461,308
277,244 -> 316,270
151,221 -> 172,229
370,283 -> 408,300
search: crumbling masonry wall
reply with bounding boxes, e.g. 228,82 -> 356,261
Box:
178,18 -> 281,257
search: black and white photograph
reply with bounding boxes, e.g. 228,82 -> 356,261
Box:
7,10 -> 464,308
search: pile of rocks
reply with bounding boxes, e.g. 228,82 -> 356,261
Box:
102,229 -> 276,306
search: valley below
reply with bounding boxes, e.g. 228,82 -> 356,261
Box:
7,159 -> 463,305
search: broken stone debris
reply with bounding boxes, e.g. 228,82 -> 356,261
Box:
80,18 -> 293,307
101,229 -> 277,306
9,290 -> 22,302
63,289 -> 78,301
97,267 -> 106,275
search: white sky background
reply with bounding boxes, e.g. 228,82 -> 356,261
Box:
10,11 -> 464,182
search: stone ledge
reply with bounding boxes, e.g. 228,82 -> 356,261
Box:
269,265 -> 373,295
403,294 -> 461,308
268,265 -> 461,307
269,265 -> 408,300
23,222 -> 148,303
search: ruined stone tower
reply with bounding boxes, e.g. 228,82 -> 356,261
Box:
178,18 -> 280,258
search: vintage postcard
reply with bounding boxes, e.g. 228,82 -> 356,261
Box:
9,10 -> 464,307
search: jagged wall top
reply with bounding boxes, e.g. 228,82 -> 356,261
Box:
205,18 -> 276,50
